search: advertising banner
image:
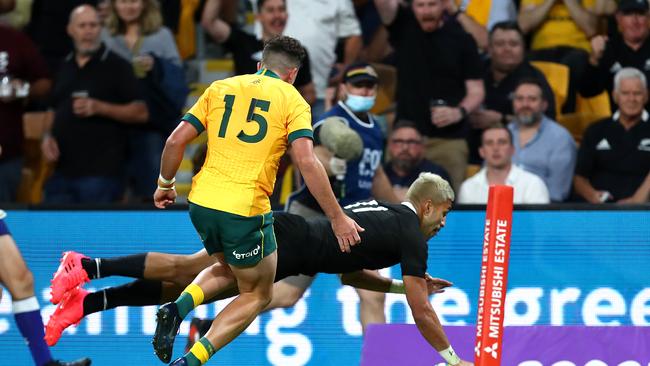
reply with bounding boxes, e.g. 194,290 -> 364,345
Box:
361,324 -> 650,366
0,209 -> 648,365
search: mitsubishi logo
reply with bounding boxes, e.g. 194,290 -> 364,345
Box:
484,342 -> 499,359
474,341 -> 481,356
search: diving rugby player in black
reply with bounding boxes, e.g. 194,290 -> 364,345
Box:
46,173 -> 471,365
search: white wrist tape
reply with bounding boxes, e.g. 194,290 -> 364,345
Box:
158,174 -> 175,185
440,345 -> 460,365
388,279 -> 405,294
157,185 -> 175,191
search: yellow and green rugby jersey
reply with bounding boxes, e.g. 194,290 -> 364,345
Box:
184,69 -> 313,217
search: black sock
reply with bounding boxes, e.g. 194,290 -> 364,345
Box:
83,279 -> 162,316
81,258 -> 99,279
81,253 -> 147,279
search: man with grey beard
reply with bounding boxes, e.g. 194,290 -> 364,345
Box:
384,122 -> 450,200
41,5 -> 148,203
508,78 -> 576,202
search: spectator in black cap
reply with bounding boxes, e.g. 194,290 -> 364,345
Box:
284,62 -> 398,334
374,0 -> 485,192
580,0 -> 650,111
287,62 -> 397,216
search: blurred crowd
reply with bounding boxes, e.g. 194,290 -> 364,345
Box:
0,0 -> 648,206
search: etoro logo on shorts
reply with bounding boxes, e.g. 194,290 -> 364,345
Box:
233,245 -> 261,260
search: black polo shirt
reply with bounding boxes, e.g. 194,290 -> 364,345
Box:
580,35 -> 650,110
483,60 -> 556,119
273,201 -> 428,281
222,27 -> 312,88
50,45 -> 142,178
387,6 -> 482,139
575,113 -> 650,200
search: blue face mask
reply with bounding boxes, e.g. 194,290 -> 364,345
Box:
345,94 -> 376,112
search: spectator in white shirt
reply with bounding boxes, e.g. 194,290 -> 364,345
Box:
458,124 -> 550,204
283,0 -> 362,118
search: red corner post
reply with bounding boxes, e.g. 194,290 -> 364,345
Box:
474,185 -> 513,365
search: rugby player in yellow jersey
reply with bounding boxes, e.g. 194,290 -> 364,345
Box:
151,36 -> 364,366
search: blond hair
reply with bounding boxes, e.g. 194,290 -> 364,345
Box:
406,172 -> 455,205
106,0 -> 162,36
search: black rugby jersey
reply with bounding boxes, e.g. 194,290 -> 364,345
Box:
273,201 -> 428,281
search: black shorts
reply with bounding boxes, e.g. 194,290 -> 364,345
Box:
273,211 -> 312,282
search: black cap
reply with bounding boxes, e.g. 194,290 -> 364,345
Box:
343,63 -> 379,85
618,0 -> 649,13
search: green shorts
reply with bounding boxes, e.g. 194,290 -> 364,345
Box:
188,202 -> 277,267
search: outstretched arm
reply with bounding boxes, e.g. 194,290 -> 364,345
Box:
404,275 -> 472,365
341,270 -> 452,295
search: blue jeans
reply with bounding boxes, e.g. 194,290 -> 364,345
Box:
44,174 -> 123,203
127,129 -> 165,201
0,157 -> 23,203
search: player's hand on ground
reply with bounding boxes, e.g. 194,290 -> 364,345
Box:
424,274 -> 452,295
331,214 -> 364,253
154,188 -> 176,209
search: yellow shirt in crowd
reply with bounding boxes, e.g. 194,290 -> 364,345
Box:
522,0 -> 595,52
183,69 -> 313,217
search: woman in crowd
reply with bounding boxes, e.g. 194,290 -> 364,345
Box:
102,0 -> 186,202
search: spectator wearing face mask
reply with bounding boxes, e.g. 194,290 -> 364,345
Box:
283,62 -> 398,336
286,62 -> 397,214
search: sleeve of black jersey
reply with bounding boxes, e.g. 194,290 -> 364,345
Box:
295,50 -> 313,88
398,214 -> 428,278
460,32 -> 483,80
579,43 -> 612,98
